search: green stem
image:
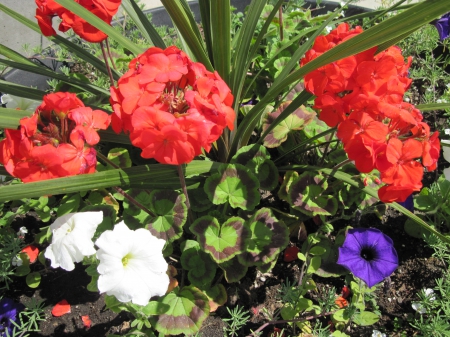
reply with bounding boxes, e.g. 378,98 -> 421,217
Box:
177,164 -> 194,224
100,40 -> 115,87
105,38 -> 117,70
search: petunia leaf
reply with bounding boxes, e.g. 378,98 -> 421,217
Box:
288,171 -> 338,216
152,286 -> 210,335
26,272 -> 41,288
218,256 -> 248,283
238,208 -> 289,267
148,190 -> 187,242
190,216 -> 249,264
204,163 -> 260,210
263,102 -> 316,148
56,193 -> 81,217
181,240 -> 216,288
231,144 -> 279,191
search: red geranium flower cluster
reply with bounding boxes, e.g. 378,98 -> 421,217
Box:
35,0 -> 121,43
301,23 -> 440,203
110,46 -> 236,165
0,92 -> 110,182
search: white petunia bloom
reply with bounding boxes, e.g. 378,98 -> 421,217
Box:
371,330 -> 386,337
44,212 -> 103,271
95,221 -> 169,306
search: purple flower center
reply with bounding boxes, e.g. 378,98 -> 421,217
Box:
360,246 -> 376,261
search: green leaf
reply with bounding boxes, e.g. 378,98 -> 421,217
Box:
121,0 -> 166,49
142,301 -> 170,316
204,284 -> 227,312
181,240 -> 216,288
210,0 -> 231,84
15,265 -> 31,277
309,246 -> 326,256
353,311 -> 380,326
218,256 -> 248,283
0,108 -> 33,129
26,272 -> 41,288
307,256 -> 321,274
204,163 -> 260,210
190,216 -> 249,264
262,102 -> 316,148
280,298 -> 314,320
148,190 -> 187,242
0,80 -> 47,102
238,208 -> 289,267
288,171 -> 338,216
104,295 -> 130,313
85,263 -> 100,292
332,309 -> 350,323
152,286 -> 210,335
122,189 -> 152,230
81,204 -> 117,239
231,144 -> 279,191
56,193 -> 81,217
107,148 -> 133,169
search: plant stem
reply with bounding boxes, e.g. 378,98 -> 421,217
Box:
105,38 -> 117,70
177,164 -> 194,224
100,40 -> 115,87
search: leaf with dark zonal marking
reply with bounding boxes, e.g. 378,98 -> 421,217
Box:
263,102 -> 315,148
188,188 -> 213,212
107,147 -> 132,168
218,257 -> 248,283
204,163 -> 260,210
151,286 -> 210,335
288,172 -> 338,216
231,144 -> 279,191
122,189 -> 152,230
238,208 -> 289,267
190,216 -> 249,264
278,171 -> 299,202
148,190 -> 187,242
205,284 -> 227,312
181,240 -> 216,288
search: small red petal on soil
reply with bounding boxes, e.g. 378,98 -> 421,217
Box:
283,246 -> 299,262
270,327 -> 285,337
81,315 -> 92,329
52,300 -> 71,317
342,285 -> 351,299
21,245 -> 39,263
335,296 -> 348,308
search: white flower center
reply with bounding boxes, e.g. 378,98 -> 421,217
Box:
122,253 -> 132,267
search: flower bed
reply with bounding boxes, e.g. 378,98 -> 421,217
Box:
0,0 -> 450,336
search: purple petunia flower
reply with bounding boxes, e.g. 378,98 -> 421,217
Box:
337,228 -> 398,288
398,194 -> 414,212
431,12 -> 450,41
0,298 -> 24,337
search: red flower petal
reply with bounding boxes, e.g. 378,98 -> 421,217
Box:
52,300 -> 71,317
21,245 -> 39,263
81,315 -> 92,329
283,246 -> 299,262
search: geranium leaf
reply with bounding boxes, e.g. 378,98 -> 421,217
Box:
56,193 -> 81,217
152,286 -> 210,335
263,102 -> 316,148
278,171 -> 299,202
148,190 -> 187,242
231,144 -> 279,191
181,240 -> 216,288
218,256 -> 248,283
204,163 -> 260,210
107,148 -> 132,168
122,189 -> 152,230
288,172 -> 338,216
188,188 -> 213,212
238,208 -> 289,267
190,216 -> 249,264
205,284 -> 227,313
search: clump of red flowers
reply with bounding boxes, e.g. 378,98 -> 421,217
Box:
301,23 -> 440,203
110,46 -> 236,165
0,92 -> 110,182
35,0 -> 121,43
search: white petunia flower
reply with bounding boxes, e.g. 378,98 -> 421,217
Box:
95,221 -> 169,306
442,140 -> 450,163
44,212 -> 103,271
12,255 -> 23,267
445,129 -> 450,135
372,330 -> 386,337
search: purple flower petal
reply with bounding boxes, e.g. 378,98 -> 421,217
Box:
337,228 -> 398,288
0,298 -> 24,337
431,12 -> 450,41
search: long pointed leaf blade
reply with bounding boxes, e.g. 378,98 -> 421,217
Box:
121,0 -> 166,49
0,108 -> 33,129
210,0 -> 231,84
0,80 -> 47,101
54,0 -> 142,55
0,59 -> 110,96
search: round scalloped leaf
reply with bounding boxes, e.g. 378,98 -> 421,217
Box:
122,189 -> 152,230
278,171 -> 298,202
181,240 -> 216,288
205,284 -> 227,312
219,257 -> 248,283
152,286 -> 210,335
238,208 -> 289,267
204,163 -> 260,210
288,172 -> 338,216
188,188 -> 213,212
107,147 -> 132,168
148,190 -> 187,242
190,216 -> 249,264
230,144 -> 279,191
262,102 -> 316,148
